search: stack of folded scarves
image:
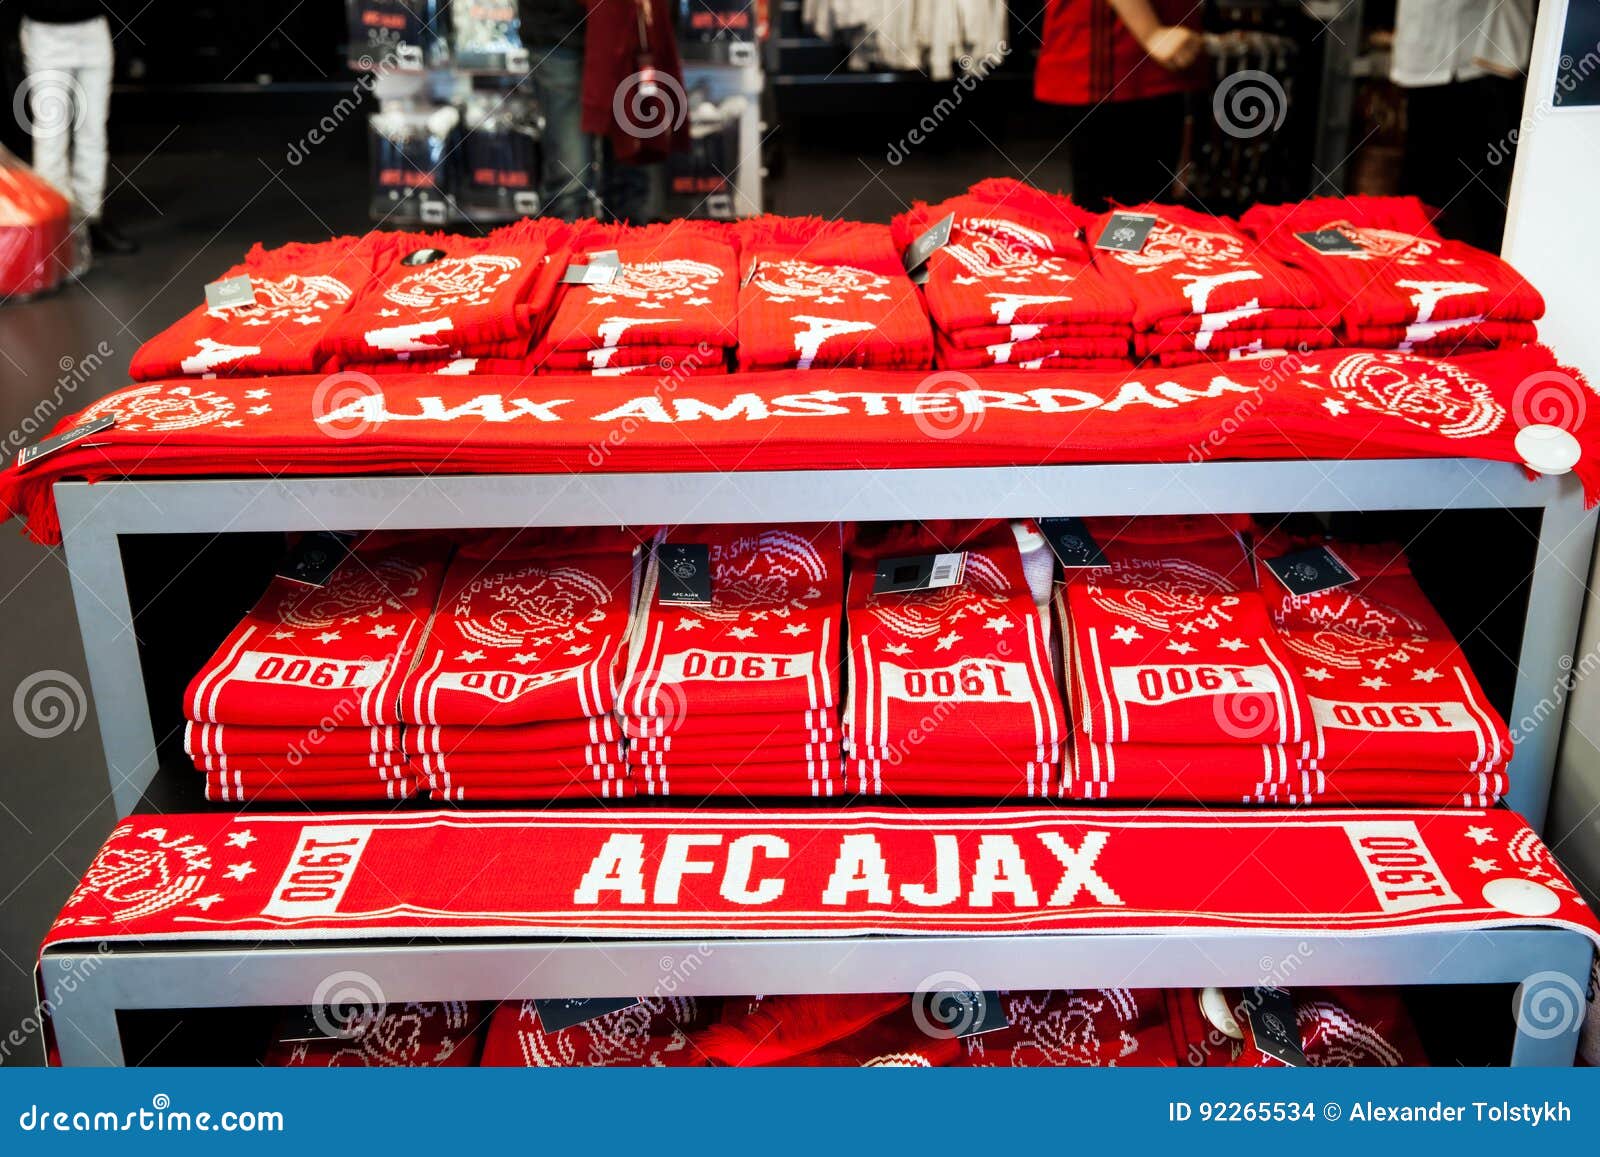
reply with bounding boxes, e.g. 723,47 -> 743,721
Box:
322,219 -> 572,370
891,179 -> 1133,370
618,523 -> 844,797
478,988 -> 1424,1067
844,520 -> 1065,797
264,1002 -> 485,1067
1084,203 -> 1336,366
398,528 -> 640,801
731,217 -> 933,370
1254,532 -> 1511,805
1058,516 -> 1314,803
1240,195 -> 1543,354
529,220 -> 737,375
128,232 -> 400,380
181,534 -> 449,802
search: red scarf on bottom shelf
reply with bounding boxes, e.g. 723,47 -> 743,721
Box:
264,1002 -> 485,1067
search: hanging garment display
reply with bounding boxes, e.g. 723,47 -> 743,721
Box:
459,91 -> 543,218
367,104 -> 461,224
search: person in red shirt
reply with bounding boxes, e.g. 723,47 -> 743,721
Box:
1035,0 -> 1206,211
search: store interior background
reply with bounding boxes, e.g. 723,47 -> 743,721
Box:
0,0 -> 1593,1065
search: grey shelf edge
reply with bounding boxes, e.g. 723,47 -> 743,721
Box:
54,456 -> 1599,826
44,927 -> 1594,1067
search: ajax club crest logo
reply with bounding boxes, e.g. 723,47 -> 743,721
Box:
1088,559 -> 1236,631
455,563 -> 613,651
384,255 -> 521,312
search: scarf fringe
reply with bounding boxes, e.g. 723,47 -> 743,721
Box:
732,215 -> 883,249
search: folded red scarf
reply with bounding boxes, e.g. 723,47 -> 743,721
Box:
622,709 -> 837,740
202,766 -> 411,792
410,747 -> 624,775
205,776 -> 419,803
184,535 -> 449,726
1345,317 -> 1538,353
534,222 -> 738,354
1133,321 -> 1336,359
480,997 -> 720,1067
428,778 -> 633,801
847,762 -> 1057,797
399,529 -> 638,726
538,344 -> 724,373
696,994 -> 908,1066
628,736 -> 836,764
620,524 -> 844,721
892,179 -> 1130,333
934,332 -> 1130,370
637,766 -> 844,798
844,521 -> 1065,775
183,721 -> 401,757
264,1002 -> 483,1067
733,217 -> 933,371
942,320 -> 1131,348
1063,517 -> 1307,745
321,220 -> 570,361
1240,196 -> 1544,327
408,717 -> 619,754
192,751 -> 406,773
1255,534 -> 1512,774
1089,204 -> 1325,330
959,989 -> 1169,1067
129,234 -> 396,380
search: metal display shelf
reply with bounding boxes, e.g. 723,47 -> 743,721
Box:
55,456 -> 1598,825
43,927 -> 1595,1066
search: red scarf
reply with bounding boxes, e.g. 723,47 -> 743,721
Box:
129,234 -> 395,380
192,751 -> 406,773
1344,317 -> 1538,354
481,998 -> 720,1067
1255,534 -> 1512,774
844,521 -> 1064,789
264,1002 -> 483,1067
1089,203 -> 1326,330
205,774 -> 419,803
409,747 -> 623,775
1241,196 -> 1545,328
732,218 -> 933,371
322,220 -> 570,362
1062,517 -> 1308,745
534,222 -> 738,355
622,709 -> 836,740
892,179 -> 1131,334
636,762 -> 844,798
183,721 -> 401,757
183,535 -> 448,726
580,0 -> 690,165
619,524 -> 845,721
10,346 -> 1599,549
539,344 -> 728,373
398,529 -> 638,726
935,331 -> 1131,370
408,717 -> 619,754
428,778 -> 633,801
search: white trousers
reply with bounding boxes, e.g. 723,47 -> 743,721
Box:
20,17 -> 113,219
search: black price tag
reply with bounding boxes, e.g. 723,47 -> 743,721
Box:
563,249 -> 621,285
902,213 -> 954,275
401,247 -> 448,266
534,997 -> 641,1032
16,415 -> 116,469
1242,987 -> 1306,1067
274,1007 -> 373,1043
1295,228 -> 1365,255
1263,545 -> 1356,597
1038,517 -> 1109,569
1095,211 -> 1157,253
873,552 -> 965,595
950,991 -> 1010,1038
277,531 -> 356,587
204,274 -> 257,311
657,542 -> 713,605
